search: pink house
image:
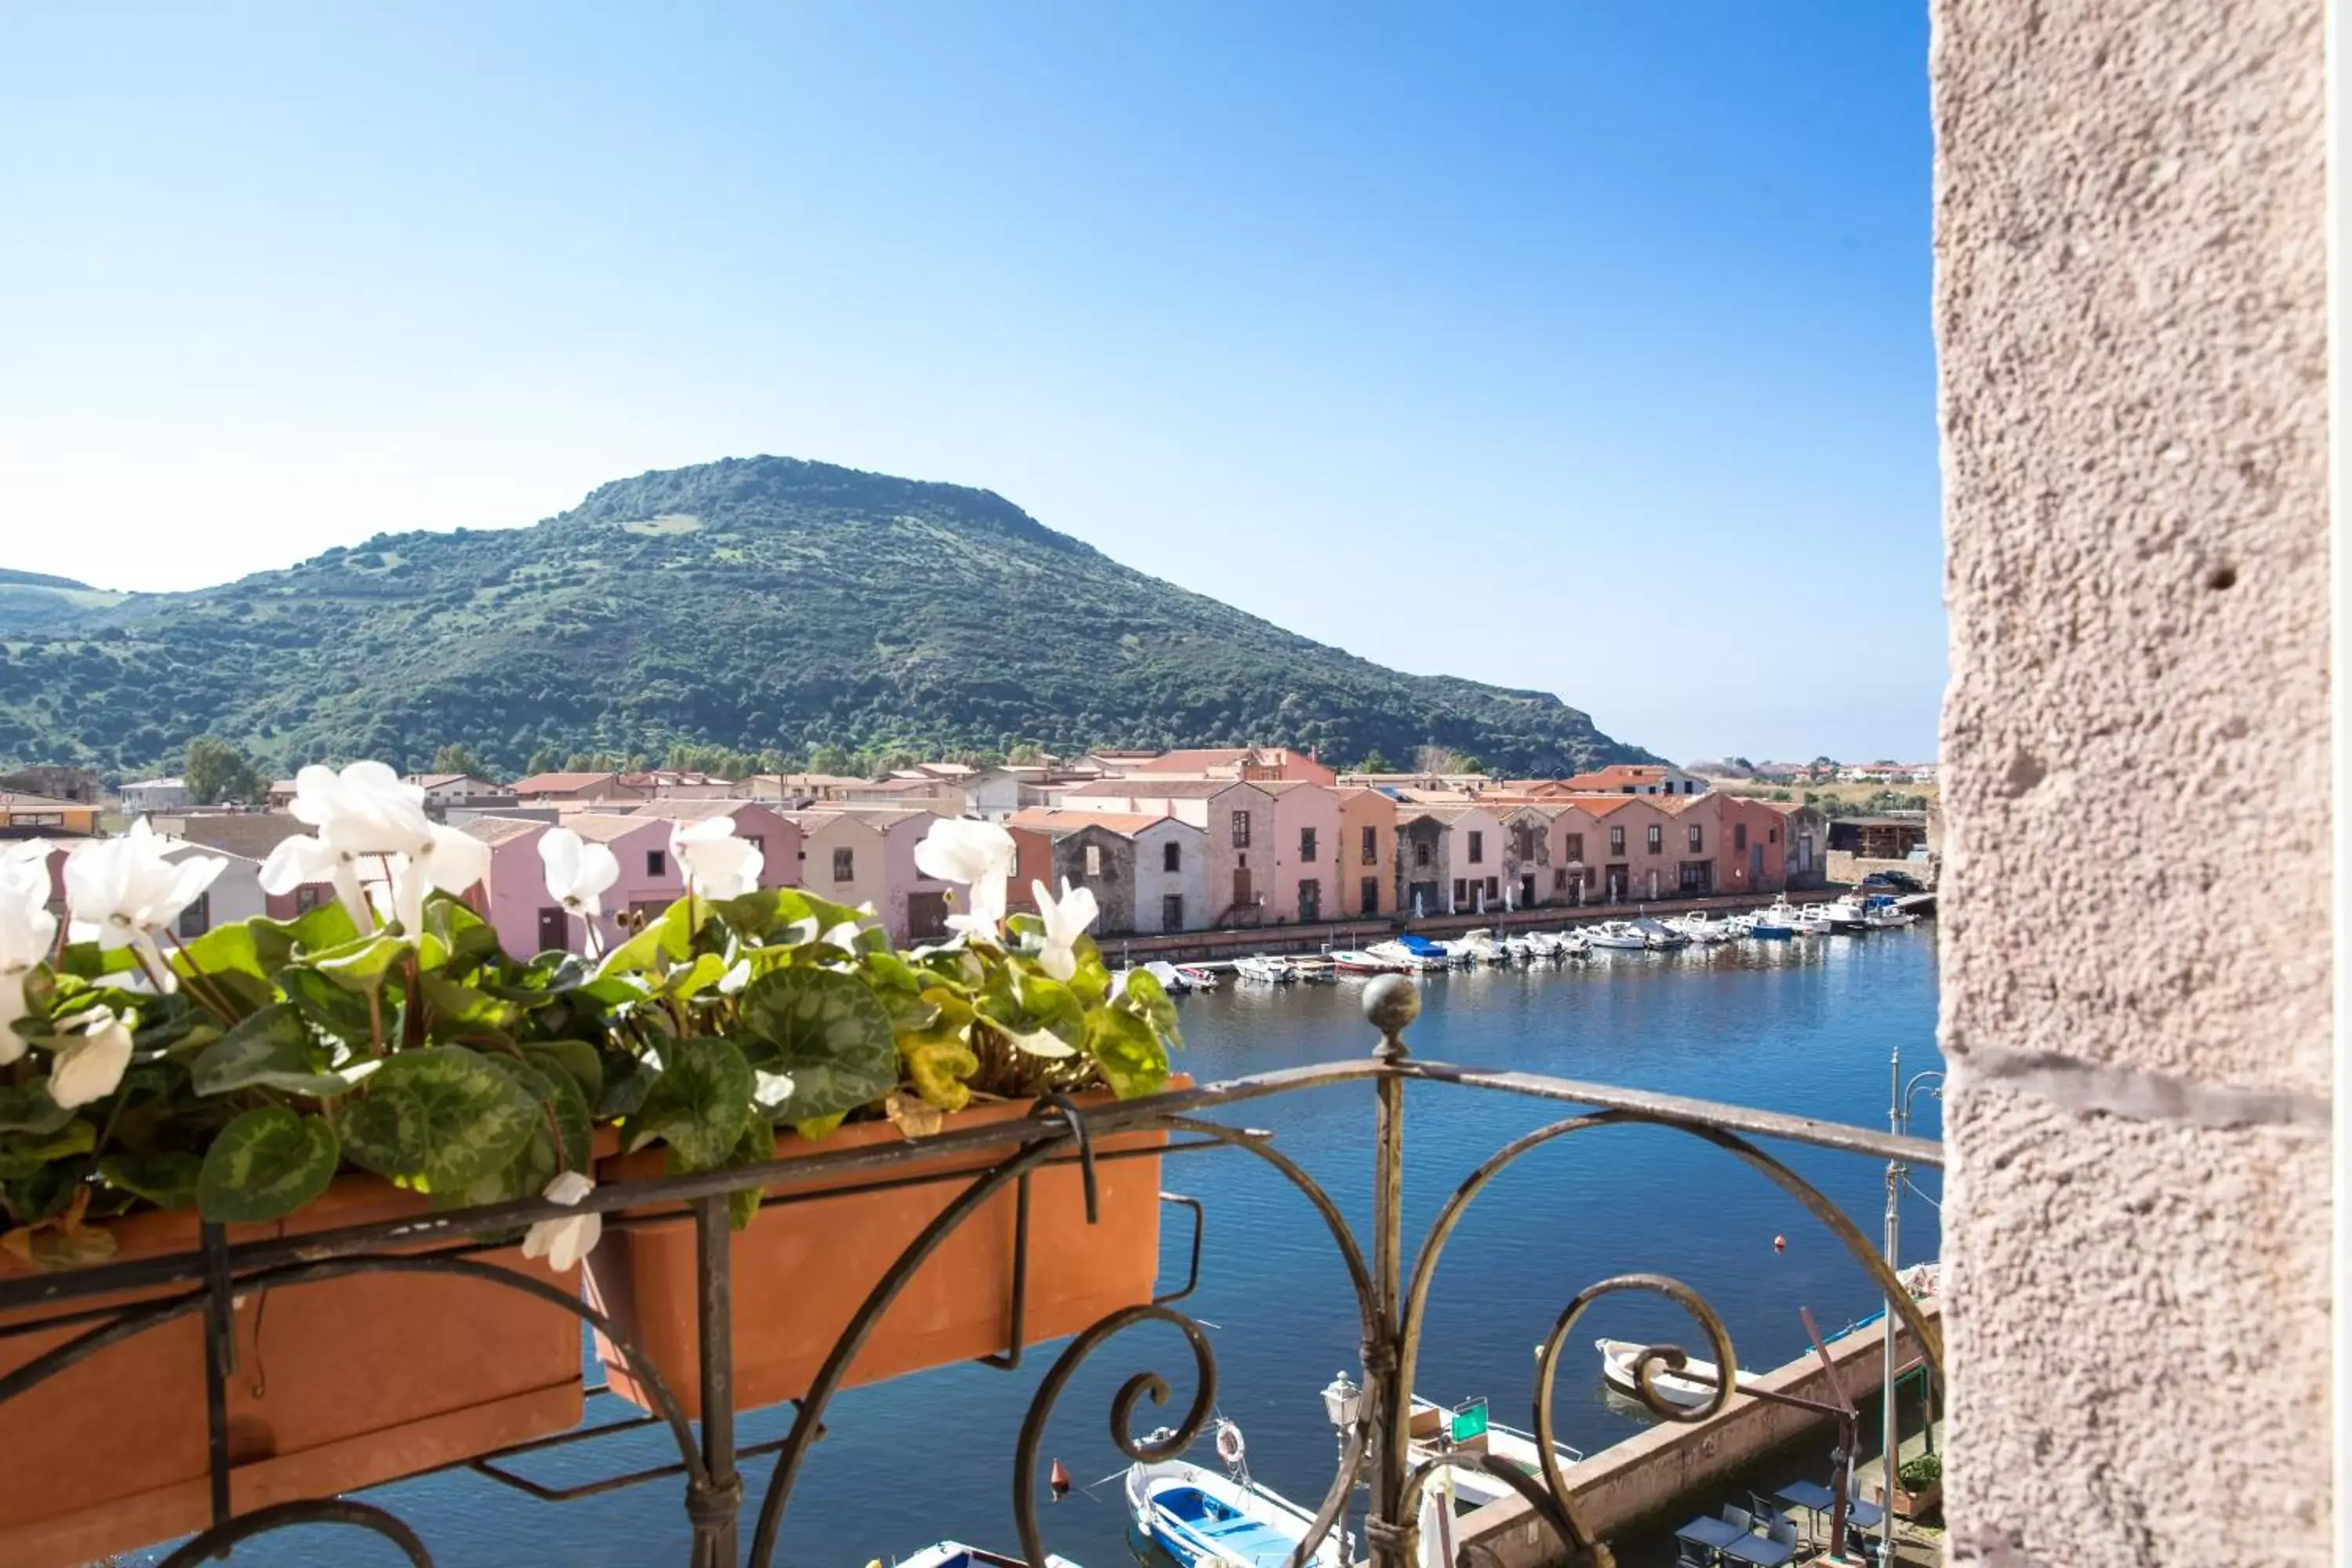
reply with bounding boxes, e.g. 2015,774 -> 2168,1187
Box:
625,800 -> 804,890
1257,781 -> 1342,924
464,807 -> 800,956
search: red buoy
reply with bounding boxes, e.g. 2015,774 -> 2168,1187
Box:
1050,1457 -> 1072,1501
1773,1234 -> 1788,1254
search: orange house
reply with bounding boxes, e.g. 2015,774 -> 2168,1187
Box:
1335,787 -> 1396,919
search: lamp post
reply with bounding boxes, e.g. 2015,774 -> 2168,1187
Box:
1880,1047 -> 1944,1564
1323,1370 -> 1363,1565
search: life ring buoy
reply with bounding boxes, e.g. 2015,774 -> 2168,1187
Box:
1215,1421 -> 1246,1466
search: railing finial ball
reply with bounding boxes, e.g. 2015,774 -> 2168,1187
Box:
1362,974 -> 1419,1055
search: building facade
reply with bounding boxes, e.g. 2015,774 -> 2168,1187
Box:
1335,787 -> 1396,920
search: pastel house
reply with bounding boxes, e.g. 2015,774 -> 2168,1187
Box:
1336,786 -> 1396,919
1577,796 -> 1678,903
1257,781 -> 1341,924
1422,804 -> 1504,913
782,807 -> 955,945
625,800 -> 804,890
1493,804 -> 1555,910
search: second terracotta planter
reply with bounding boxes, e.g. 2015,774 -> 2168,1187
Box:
585,1085 -> 1178,1418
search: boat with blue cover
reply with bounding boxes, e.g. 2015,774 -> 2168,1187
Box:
1125,1420 -> 1348,1567
894,1543 -> 1081,1568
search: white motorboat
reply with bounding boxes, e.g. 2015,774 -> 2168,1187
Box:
1666,914 -> 1738,945
1144,960 -> 1193,993
1861,895 -> 1916,929
1595,1338 -> 1749,1412
1406,1396 -> 1584,1515
1288,954 -> 1338,983
1455,928 -> 1503,964
1232,955 -> 1292,984
1784,904 -> 1834,936
1497,935 -> 1538,963
1368,939 -> 1449,973
1741,906 -> 1797,939
1523,931 -> 1568,959
1632,917 -> 1690,949
1583,921 -> 1650,951
895,1544 -> 1081,1568
1176,964 -> 1220,989
1127,1421 -> 1348,1568
1818,898 -> 1874,934
1329,949 -> 1399,974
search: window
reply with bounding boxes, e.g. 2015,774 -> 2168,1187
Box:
1298,878 -> 1321,921
176,892 -> 210,938
1360,825 -> 1377,864
1609,826 -> 1626,855
1688,825 -> 1704,852
294,884 -> 323,913
1769,827 -> 1780,844
1084,843 -> 1103,877
1452,878 -> 1468,906
1646,825 -> 1663,854
1300,827 -> 1317,862
1231,811 -> 1251,848
1733,823 -> 1748,851
1484,876 -> 1499,902
1163,840 -> 1181,873
646,848 -> 666,877
1360,877 -> 1379,915
1162,893 -> 1185,932
1414,840 -> 1432,868
832,847 -> 854,882
1467,830 -> 1484,864
746,833 -> 765,861
1565,832 -> 1584,862
1552,867 -> 1567,892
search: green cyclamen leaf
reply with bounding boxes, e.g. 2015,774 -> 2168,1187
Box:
1083,1007 -> 1171,1101
98,1149 -> 205,1210
197,1107 -> 340,1223
736,967 -> 900,1123
0,1083 -> 75,1136
335,1046 -> 541,1193
191,1004 -> 350,1097
629,1036 -> 753,1172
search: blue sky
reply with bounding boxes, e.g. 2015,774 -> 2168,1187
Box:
0,3 -> 1939,764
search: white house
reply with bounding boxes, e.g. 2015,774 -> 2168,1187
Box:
121,777 -> 191,813
404,772 -> 503,808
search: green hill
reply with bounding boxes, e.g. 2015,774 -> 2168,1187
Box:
0,569 -> 127,633
0,456 -> 1651,777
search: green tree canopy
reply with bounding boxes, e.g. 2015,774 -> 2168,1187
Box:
184,736 -> 265,806
428,742 -> 490,780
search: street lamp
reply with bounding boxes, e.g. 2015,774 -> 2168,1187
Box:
1323,1371 -> 1363,1563
1880,1047 -> 1944,1564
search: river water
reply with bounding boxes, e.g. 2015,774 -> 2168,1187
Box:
129,927 -> 1941,1566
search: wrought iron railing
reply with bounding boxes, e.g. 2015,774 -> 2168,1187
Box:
0,976 -> 1943,1568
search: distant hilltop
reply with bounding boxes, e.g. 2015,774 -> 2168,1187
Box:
0,454 -> 1657,778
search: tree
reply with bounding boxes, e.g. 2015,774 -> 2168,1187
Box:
525,746 -> 560,775
1005,742 -> 1045,766
184,736 -> 265,806
807,743 -> 855,776
429,742 -> 490,780
1357,749 -> 1394,773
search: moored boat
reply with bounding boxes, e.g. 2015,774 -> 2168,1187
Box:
1595,1338 -> 1750,1412
1232,955 -> 1292,984
1329,949 -> 1398,973
1584,921 -> 1649,951
896,1543 -> 1082,1568
1176,964 -> 1220,989
1126,1421 -> 1348,1568
1632,916 -> 1690,949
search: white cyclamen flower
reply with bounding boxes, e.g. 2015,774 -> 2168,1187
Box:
49,1006 -> 135,1110
670,818 -> 763,899
64,822 -> 224,993
390,823 -> 495,937
1029,878 -> 1099,983
538,828 -> 619,920
0,859 -> 57,1065
262,761 -> 437,925
520,1170 -> 602,1272
915,817 -> 1016,938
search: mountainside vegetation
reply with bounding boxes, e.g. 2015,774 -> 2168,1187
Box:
0,456 -> 1652,779
0,568 -> 127,633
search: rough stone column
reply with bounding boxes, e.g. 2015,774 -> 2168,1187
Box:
1935,2 -> 2332,1564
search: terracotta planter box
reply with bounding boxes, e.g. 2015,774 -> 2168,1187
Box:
1891,1478 -> 1942,1519
586,1083 -> 1181,1418
0,1177 -> 585,1568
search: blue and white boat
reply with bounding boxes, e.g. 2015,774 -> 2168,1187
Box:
895,1544 -> 1081,1568
1125,1421 -> 1349,1567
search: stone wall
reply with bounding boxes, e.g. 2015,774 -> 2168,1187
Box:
1935,1 -> 2332,1563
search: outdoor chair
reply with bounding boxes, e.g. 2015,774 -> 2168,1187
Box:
1721,1504 -> 1753,1533
1675,1541 -> 1714,1568
1767,1520 -> 1798,1550
1748,1492 -> 1784,1530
